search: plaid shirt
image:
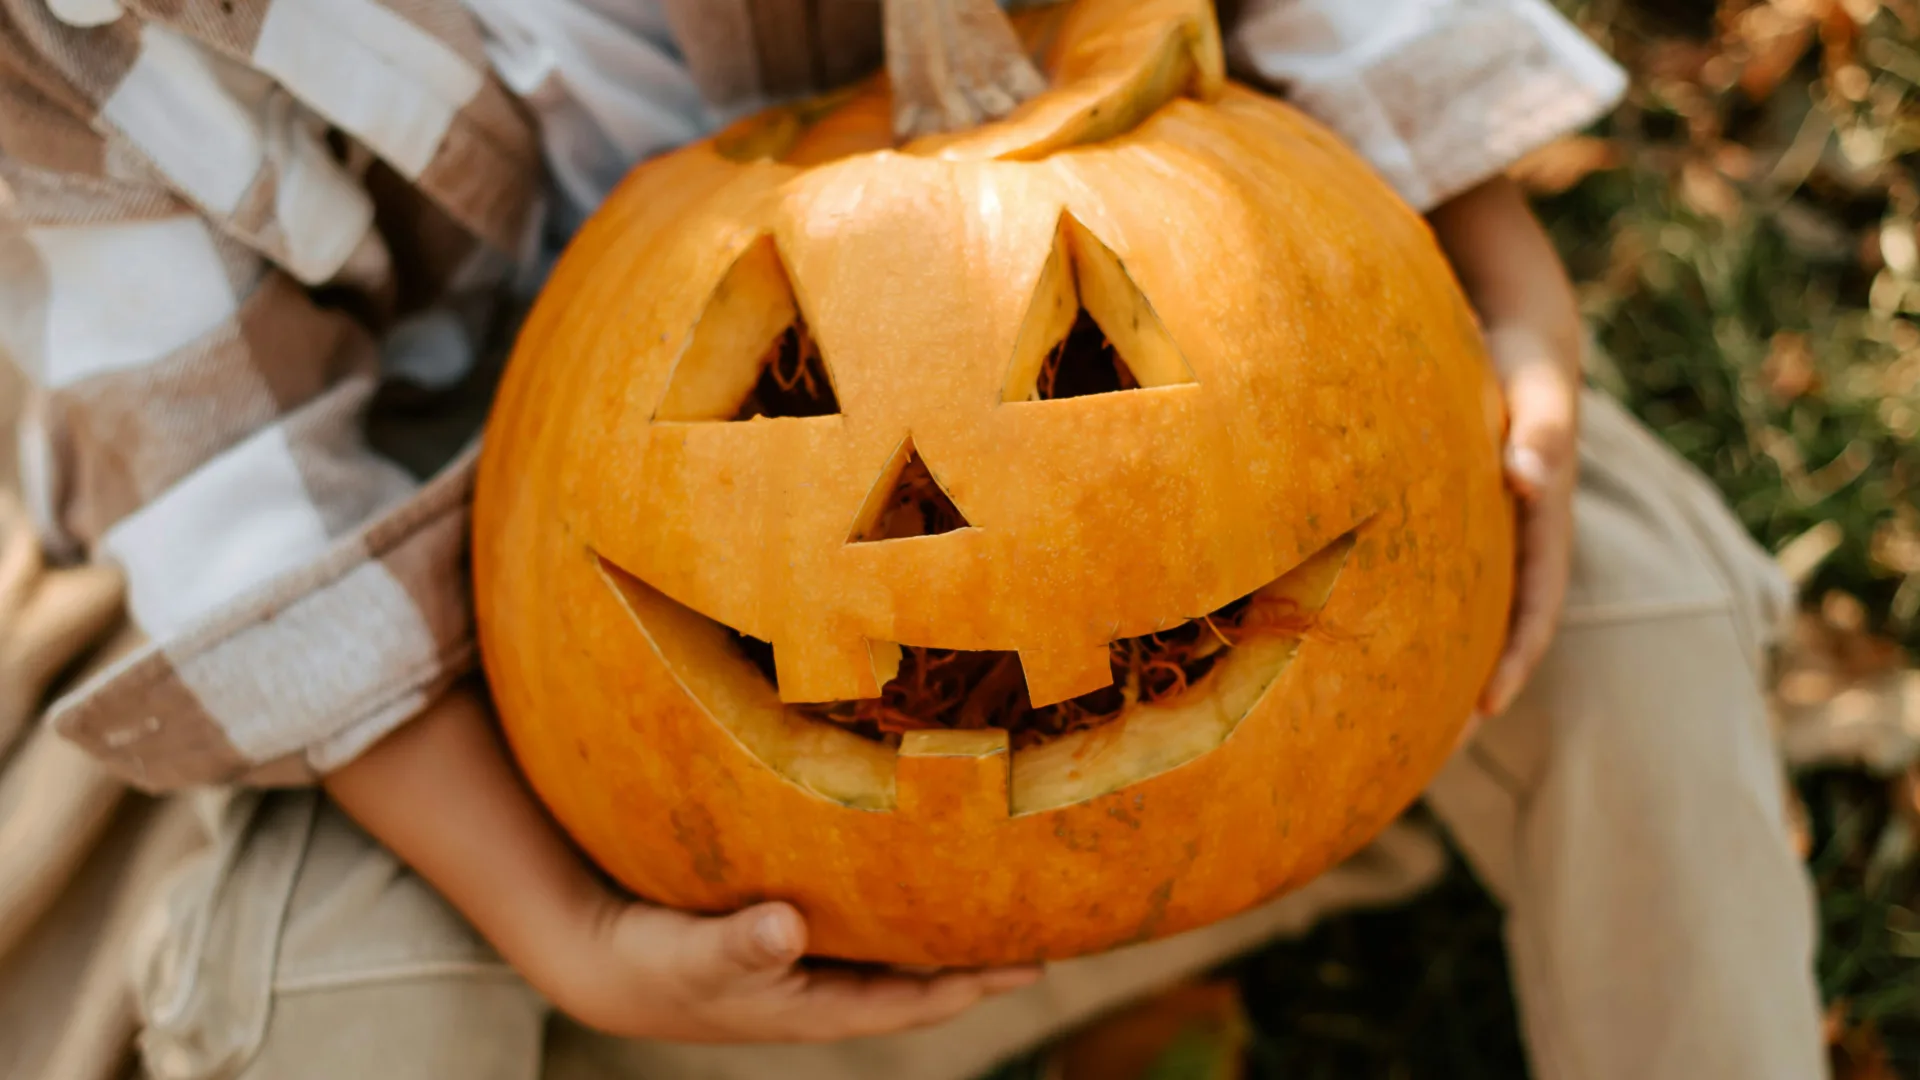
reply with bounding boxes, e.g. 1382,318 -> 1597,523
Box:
0,0 -> 1623,792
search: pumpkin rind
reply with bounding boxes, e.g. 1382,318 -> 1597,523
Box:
474,0 -> 1513,966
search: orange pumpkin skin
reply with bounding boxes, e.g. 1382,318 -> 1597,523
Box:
474,0 -> 1514,966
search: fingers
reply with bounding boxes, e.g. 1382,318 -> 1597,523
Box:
18,562 -> 124,682
1479,481 -> 1573,717
1506,443 -> 1552,501
0,506 -> 43,617
0,492 -> 124,674
1475,334 -> 1580,719
1452,710 -> 1486,755
1498,352 -> 1578,501
669,901 -> 808,994
766,966 -> 1031,1042
581,900 -> 1040,1043
976,965 -> 1044,993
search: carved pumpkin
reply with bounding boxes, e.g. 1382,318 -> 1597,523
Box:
474,0 -> 1513,966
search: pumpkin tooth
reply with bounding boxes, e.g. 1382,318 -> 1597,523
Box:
896,728 -> 1011,822
772,635 -> 897,703
1019,643 -> 1115,707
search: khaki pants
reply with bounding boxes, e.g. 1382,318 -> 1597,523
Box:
127,394 -> 1828,1080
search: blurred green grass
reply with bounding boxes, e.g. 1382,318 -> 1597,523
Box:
984,1 -> 1920,1076
1531,5 -> 1920,1072
1549,0 -> 1920,651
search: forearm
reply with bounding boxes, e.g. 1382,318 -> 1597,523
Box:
1426,177 -> 1583,376
320,682 -> 1031,1043
322,683 -> 613,993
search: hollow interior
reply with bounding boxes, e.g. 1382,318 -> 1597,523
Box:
728,583 -> 1326,752
655,237 -> 844,423
1034,309 -> 1141,399
597,531 -> 1354,814
733,324 -> 840,420
1002,212 -> 1196,403
847,441 -> 972,543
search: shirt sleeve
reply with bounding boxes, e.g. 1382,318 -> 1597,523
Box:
2,0 -> 539,791
1222,0 -> 1628,212
460,0 -> 716,230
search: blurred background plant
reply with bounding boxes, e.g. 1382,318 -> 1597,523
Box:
1535,0 -> 1920,646
1528,2 -> 1920,1074
984,0 -> 1920,1075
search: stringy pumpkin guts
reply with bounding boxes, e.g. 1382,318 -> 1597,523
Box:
733,591 -> 1323,750
733,322 -> 840,420
1035,310 -> 1141,400
848,594 -> 1315,749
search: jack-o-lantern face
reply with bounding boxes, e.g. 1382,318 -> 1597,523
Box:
475,0 -> 1513,966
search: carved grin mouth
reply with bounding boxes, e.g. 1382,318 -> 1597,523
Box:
594,528 -> 1357,815
725,583 -> 1339,751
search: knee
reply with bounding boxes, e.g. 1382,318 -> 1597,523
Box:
234,977 -> 546,1080
133,791 -> 547,1080
1509,610 -> 1781,791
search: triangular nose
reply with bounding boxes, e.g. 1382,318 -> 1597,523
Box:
848,435 -> 971,543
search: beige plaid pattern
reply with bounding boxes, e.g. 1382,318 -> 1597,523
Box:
1,0 -> 1623,792
0,0 -> 537,791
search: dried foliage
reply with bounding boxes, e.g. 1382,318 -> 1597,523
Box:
1539,0 -> 1920,650
1524,3 -> 1920,1072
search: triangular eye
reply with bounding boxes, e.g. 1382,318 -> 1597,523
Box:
1003,213 -> 1197,403
656,236 -> 841,421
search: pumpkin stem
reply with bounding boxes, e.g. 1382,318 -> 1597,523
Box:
884,0 -> 1047,139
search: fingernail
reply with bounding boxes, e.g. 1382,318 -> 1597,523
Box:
1453,711 -> 1484,754
1487,679 -> 1517,718
1506,446 -> 1550,496
754,912 -> 798,958
982,966 -> 1044,991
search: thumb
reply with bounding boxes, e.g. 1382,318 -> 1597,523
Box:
1499,357 -> 1578,502
0,506 -> 44,617
18,562 -> 124,682
673,902 -> 806,991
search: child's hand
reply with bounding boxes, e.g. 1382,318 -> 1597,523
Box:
1478,322 -> 1578,718
326,687 -> 1039,1045
0,494 -> 123,752
547,897 -> 1039,1042
1427,178 -> 1584,722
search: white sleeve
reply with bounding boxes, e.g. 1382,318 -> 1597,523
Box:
1226,0 -> 1628,211
461,0 -> 721,224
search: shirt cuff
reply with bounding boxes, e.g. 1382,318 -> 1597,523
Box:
1232,0 -> 1628,212
47,446 -> 479,792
